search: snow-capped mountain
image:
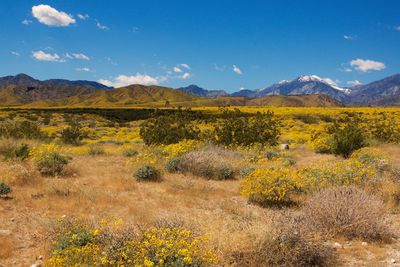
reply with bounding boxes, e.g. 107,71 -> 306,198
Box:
253,75 -> 351,101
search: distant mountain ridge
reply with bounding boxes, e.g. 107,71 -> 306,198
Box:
0,73 -> 399,106
178,84 -> 228,98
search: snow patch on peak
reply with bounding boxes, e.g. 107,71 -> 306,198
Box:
279,80 -> 289,84
297,75 -> 322,82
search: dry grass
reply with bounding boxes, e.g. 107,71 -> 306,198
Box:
0,236 -> 15,259
302,186 -> 391,241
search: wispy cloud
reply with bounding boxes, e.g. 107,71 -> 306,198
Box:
347,80 -> 362,86
11,51 -> 20,56
77,14 -> 89,20
32,4 -> 75,27
350,58 -> 386,72
344,34 -> 357,40
214,63 -> 226,71
180,63 -> 191,70
96,20 -> 109,30
32,50 -> 62,62
66,53 -> 90,60
233,65 -> 242,75
21,19 -> 32,25
76,67 -> 92,72
173,67 -> 182,73
179,73 -> 190,79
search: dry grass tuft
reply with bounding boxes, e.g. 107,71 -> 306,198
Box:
302,186 -> 392,241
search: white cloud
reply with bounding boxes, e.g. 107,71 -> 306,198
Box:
130,26 -> 139,33
32,4 -> 75,27
21,19 -> 32,25
173,67 -> 182,73
347,80 -> 362,86
96,20 -> 109,30
77,14 -> 89,20
179,73 -> 190,79
32,50 -> 61,62
66,53 -> 90,60
395,26 -> 400,31
344,35 -> 357,40
233,65 -> 242,75
350,58 -> 386,72
321,78 -> 340,87
76,67 -> 92,72
98,73 -> 164,87
11,51 -> 20,56
180,63 -> 191,69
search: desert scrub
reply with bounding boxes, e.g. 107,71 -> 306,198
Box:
59,122 -> 88,146
300,159 -> 377,192
161,139 -> 202,158
165,156 -> 182,173
122,147 -> 138,157
30,144 -> 69,176
0,140 -> 30,161
302,186 -> 391,240
0,120 -> 46,140
350,147 -> 389,172
241,168 -> 301,206
47,220 -> 217,267
134,165 -> 161,181
213,108 -> 281,146
0,182 -> 11,196
87,144 -> 105,156
178,147 -> 235,180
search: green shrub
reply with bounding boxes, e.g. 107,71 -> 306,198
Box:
0,141 -> 30,161
31,144 -> 69,176
87,144 -> 105,156
294,114 -> 319,124
0,182 -> 12,196
165,157 -> 182,173
214,108 -> 280,146
0,120 -> 46,139
328,120 -> 366,158
139,109 -> 199,145
59,123 -> 87,146
122,148 -> 138,157
265,150 -> 279,160
134,165 -> 161,181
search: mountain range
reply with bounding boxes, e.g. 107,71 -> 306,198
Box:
0,73 -> 399,107
180,74 -> 400,106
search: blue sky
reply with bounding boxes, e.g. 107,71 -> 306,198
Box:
1,0 -> 399,92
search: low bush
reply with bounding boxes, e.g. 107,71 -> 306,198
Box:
0,140 -> 30,161
302,186 -> 391,240
0,182 -> 11,196
165,156 -> 182,173
31,144 -> 69,176
178,147 -> 235,180
0,120 -> 46,140
328,120 -> 366,158
134,165 -> 161,181
214,108 -> 280,146
294,114 -> 319,124
241,168 -> 301,206
300,158 -> 378,192
87,144 -> 105,156
139,109 -> 200,145
122,147 -> 138,157
59,123 -> 87,146
47,219 -> 217,267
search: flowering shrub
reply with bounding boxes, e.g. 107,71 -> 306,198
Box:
161,139 -> 201,158
241,168 -> 301,205
30,144 -> 69,176
350,147 -> 389,172
47,220 -> 217,267
300,159 -> 377,192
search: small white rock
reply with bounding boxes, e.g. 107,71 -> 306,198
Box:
0,229 -> 11,236
361,242 -> 368,246
333,242 -> 343,249
390,259 -> 396,264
